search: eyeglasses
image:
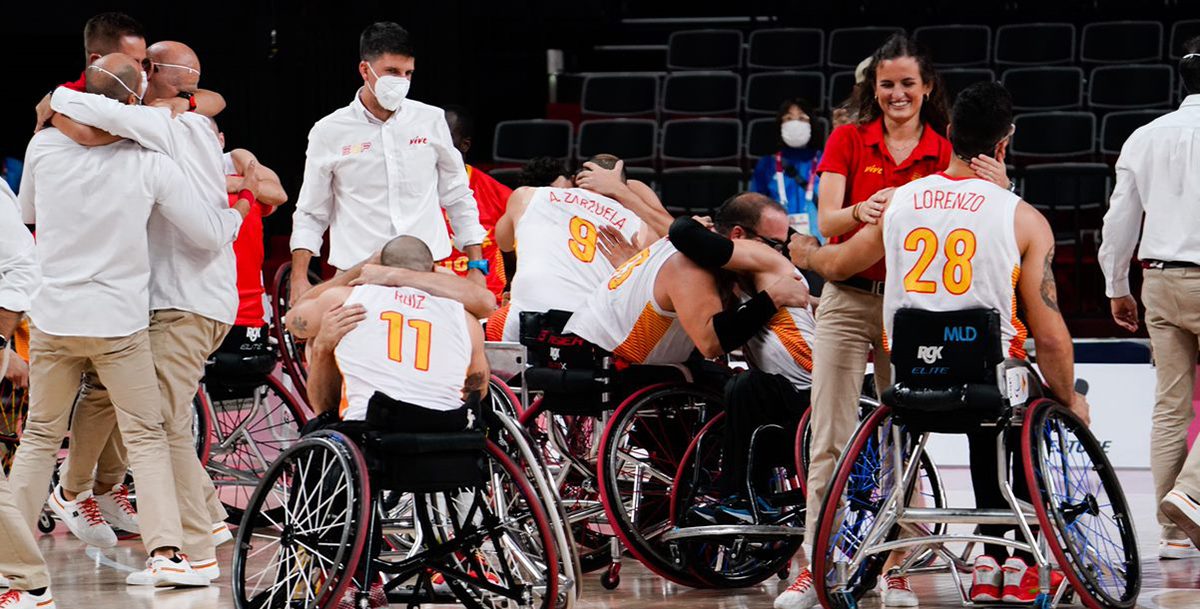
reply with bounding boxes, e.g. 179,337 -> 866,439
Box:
736,224 -> 786,253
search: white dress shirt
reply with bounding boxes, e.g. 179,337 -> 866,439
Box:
18,128 -> 241,337
52,87 -> 240,324
0,181 -> 39,314
290,90 -> 486,269
1100,94 -> 1200,297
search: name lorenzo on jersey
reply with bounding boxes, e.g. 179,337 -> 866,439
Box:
393,291 -> 427,309
547,190 -> 628,230
910,188 -> 986,213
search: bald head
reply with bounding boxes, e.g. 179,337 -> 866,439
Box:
85,53 -> 142,104
380,236 -> 435,272
714,191 -> 788,241
145,40 -> 201,102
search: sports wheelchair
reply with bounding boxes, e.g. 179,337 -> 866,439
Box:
232,392 -> 566,609
271,262 -> 325,396
811,308 -> 1139,609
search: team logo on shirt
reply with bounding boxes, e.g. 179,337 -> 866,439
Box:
410,137 -> 428,145
341,142 -> 373,156
864,165 -> 883,175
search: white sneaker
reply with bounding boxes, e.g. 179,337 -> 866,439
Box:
0,588 -> 56,608
94,484 -> 138,534
0,576 -> 8,588
774,568 -> 817,609
1159,538 -> 1200,559
125,555 -> 210,588
880,569 -> 918,607
47,487 -> 116,548
969,556 -> 1002,602
1162,489 -> 1200,550
212,522 -> 233,546
191,559 -> 220,582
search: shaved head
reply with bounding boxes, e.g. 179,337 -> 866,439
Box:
145,40 -> 201,102
380,236 -> 434,272
85,53 -> 142,103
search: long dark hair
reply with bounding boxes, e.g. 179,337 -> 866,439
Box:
854,34 -> 949,135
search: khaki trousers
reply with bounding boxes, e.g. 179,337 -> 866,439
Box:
61,371 -> 130,495
0,467 -> 49,590
8,327 -> 183,553
56,310 -> 230,560
803,283 -> 892,553
1142,268 -> 1200,540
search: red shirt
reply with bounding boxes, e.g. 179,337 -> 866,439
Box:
63,71 -> 86,92
817,117 -> 952,281
438,165 -> 513,301
228,190 -> 270,327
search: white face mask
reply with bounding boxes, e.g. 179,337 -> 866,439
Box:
140,70 -> 149,97
367,63 -> 410,111
781,119 -> 812,148
87,64 -> 143,104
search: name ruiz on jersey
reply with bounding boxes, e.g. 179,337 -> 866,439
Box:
394,291 -> 427,309
547,190 -> 628,229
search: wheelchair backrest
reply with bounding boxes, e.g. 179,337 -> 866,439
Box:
519,309 -> 606,368
889,307 -> 1003,389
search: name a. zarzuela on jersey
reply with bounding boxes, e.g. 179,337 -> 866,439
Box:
547,190 -> 629,229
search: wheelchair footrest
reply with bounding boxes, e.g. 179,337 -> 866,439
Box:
660,524 -> 806,541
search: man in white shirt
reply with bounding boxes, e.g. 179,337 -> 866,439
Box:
0,181 -> 57,609
46,41 -> 265,576
289,21 -> 488,302
8,52 -> 247,588
1099,38 -> 1200,558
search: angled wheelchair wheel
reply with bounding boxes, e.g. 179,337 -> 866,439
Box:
413,440 -> 560,609
597,383 -> 723,588
270,263 -> 322,396
232,431 -> 371,609
1022,399 -> 1140,609
201,375 -> 308,524
812,405 -> 917,609
793,406 -> 812,495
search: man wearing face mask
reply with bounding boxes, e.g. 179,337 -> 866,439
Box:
751,98 -> 823,243
290,22 -> 488,304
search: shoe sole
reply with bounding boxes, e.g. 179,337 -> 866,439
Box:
154,575 -> 211,588
1162,494 -> 1200,549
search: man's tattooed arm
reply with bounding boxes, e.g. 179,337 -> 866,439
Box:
1039,245 -> 1060,313
464,372 -> 487,395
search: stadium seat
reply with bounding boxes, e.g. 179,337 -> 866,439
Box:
661,71 -> 741,116
746,116 -> 831,161
828,70 -> 857,110
1009,111 -> 1095,160
1099,110 -> 1167,156
584,45 -> 667,73
661,118 -> 742,165
994,23 -> 1076,66
577,119 -> 657,165
1001,67 -> 1084,111
744,71 -> 826,115
1088,65 -> 1174,110
747,28 -> 824,70
1080,21 -> 1163,64
492,119 -> 573,164
939,68 -> 996,103
827,26 -> 904,69
913,24 -> 991,67
667,29 -> 743,71
580,74 -> 660,117
659,167 -> 744,215
1169,20 -> 1200,60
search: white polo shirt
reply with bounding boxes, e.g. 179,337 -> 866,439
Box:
290,90 -> 487,269
51,86 -> 240,324
19,128 -> 241,337
0,181 -> 38,314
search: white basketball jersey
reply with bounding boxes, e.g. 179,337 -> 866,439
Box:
882,173 -> 1027,359
744,274 -> 817,390
565,238 -> 695,365
334,285 -> 471,420
504,187 -> 643,341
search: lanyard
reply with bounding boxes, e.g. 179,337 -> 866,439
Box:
774,152 -> 788,206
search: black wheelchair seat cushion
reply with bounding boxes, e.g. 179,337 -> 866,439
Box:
370,431 -> 485,456
884,383 -> 1008,433
519,309 -> 607,368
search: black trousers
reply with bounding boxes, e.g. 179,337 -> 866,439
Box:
722,369 -> 810,495
968,428 -> 1036,562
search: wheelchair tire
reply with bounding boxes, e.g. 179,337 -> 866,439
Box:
270,262 -> 323,397
232,430 -> 371,609
793,406 -> 812,495
192,392 -> 211,465
811,405 -> 908,609
1022,399 -> 1140,609
597,383 -> 723,588
201,375 -> 308,524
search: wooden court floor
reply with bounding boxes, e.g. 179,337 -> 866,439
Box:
25,469 -> 1200,608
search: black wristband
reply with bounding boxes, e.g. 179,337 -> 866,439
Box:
711,290 -> 777,353
668,216 -> 733,269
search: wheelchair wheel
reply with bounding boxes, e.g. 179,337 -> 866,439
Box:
232,431 -> 371,609
793,406 -> 812,495
812,405 -> 914,609
270,262 -> 322,396
1022,399 -> 1140,609
192,390 -> 211,464
413,440 -> 560,609
597,383 -> 723,588
201,375 -> 308,524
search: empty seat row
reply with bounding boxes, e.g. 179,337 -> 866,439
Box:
656,21 -> 1198,72
1010,109 -> 1167,159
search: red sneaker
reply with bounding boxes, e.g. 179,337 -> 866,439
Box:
969,556 -> 1002,602
1001,557 -> 1065,603
336,581 -> 386,609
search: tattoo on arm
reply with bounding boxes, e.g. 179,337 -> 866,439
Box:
290,314 -> 308,337
464,372 -> 486,394
1039,245 -> 1060,313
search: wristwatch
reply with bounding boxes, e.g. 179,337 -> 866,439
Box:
467,259 -> 490,276
177,90 -> 197,112
0,335 -> 8,351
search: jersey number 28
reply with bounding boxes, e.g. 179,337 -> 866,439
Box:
902,228 -> 976,295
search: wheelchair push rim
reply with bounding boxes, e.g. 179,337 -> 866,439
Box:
270,262 -> 323,395
1022,399 -> 1140,609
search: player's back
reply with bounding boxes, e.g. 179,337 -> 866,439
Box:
335,285 -> 471,421
882,173 -> 1027,358
510,187 -> 642,315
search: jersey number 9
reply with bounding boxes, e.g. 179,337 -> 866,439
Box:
568,216 -> 598,263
